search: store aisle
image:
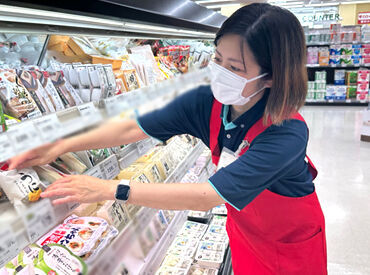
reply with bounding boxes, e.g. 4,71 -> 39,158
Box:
301,106 -> 370,275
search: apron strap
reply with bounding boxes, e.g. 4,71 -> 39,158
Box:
210,100 -> 223,164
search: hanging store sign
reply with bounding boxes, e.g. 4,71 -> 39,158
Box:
358,12 -> 370,25
302,13 -> 340,23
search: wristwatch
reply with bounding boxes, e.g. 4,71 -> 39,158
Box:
115,179 -> 131,203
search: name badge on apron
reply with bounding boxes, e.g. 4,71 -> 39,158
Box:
216,139 -> 250,171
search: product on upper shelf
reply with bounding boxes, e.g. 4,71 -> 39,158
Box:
0,168 -> 43,210
334,70 -> 345,85
0,69 -> 41,120
49,71 -> 83,107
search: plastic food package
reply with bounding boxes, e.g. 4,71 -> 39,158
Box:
17,70 -> 56,114
33,165 -> 64,185
81,225 -> 118,264
49,71 -> 83,107
0,168 -> 43,210
194,250 -> 224,269
35,71 -> 65,112
188,266 -> 218,275
37,215 -> 108,257
59,152 -> 88,174
0,70 -> 41,120
35,244 -> 87,275
161,254 -> 193,270
155,266 -> 189,275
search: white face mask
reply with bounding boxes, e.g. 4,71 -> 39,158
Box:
209,61 -> 268,105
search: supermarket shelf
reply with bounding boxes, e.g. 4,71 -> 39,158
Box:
118,138 -> 160,170
307,64 -> 370,69
0,154 -> 121,266
0,68 -> 210,162
219,247 -> 232,275
305,99 -> 369,106
306,42 -> 369,47
139,211 -> 188,275
89,142 -> 206,274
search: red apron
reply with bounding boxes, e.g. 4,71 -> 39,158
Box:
209,100 -> 327,275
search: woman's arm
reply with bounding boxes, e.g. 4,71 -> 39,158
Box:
40,175 -> 225,212
8,118 -> 148,170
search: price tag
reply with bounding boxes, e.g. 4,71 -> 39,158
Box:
346,99 -> 351,103
78,102 -> 102,124
21,199 -> 56,243
0,133 -> 15,162
8,122 -> 42,153
104,97 -> 118,116
102,156 -> 120,180
328,99 -> 334,103
0,226 -> 18,266
34,114 -> 62,142
85,166 -> 104,179
360,100 -> 367,103
137,139 -> 152,155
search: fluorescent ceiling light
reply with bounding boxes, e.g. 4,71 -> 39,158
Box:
306,2 -> 339,7
206,3 -> 241,8
277,2 -> 305,6
283,5 -> 305,8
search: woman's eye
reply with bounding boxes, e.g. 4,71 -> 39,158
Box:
230,65 -> 242,72
214,57 -> 222,63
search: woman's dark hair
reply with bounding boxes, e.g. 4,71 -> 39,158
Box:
215,3 -> 307,125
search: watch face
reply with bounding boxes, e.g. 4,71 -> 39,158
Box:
116,184 -> 130,201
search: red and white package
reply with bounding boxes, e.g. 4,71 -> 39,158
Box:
357,81 -> 369,92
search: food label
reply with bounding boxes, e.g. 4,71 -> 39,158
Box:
22,199 -> 56,243
36,244 -> 87,275
0,226 -> 18,266
109,202 -> 130,230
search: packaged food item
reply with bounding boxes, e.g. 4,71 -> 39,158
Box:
49,71 -> 83,107
33,165 -> 64,184
0,102 -> 6,132
194,251 -> 224,269
188,265 -> 218,275
37,215 -> 108,257
81,225 -> 118,264
166,246 -> 197,258
87,149 -> 111,166
35,244 -> 87,275
210,215 -> 227,227
59,153 -> 88,174
329,55 -> 340,66
345,71 -> 358,85
340,55 -> 352,66
346,86 -> 357,99
357,70 -> 370,82
0,168 -> 43,210
161,254 -> 193,270
17,70 -> 55,114
211,204 -> 227,215
95,200 -> 130,230
35,71 -> 65,111
17,244 -> 41,266
334,70 -> 345,85
155,266 -> 189,275
0,70 -> 41,120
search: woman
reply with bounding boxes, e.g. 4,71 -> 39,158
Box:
9,3 -> 327,274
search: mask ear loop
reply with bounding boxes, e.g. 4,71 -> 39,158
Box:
241,73 -> 269,99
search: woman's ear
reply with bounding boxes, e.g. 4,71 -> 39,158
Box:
264,79 -> 273,88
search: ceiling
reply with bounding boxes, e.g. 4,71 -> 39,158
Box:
192,0 -> 369,12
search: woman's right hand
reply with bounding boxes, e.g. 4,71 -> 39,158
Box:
8,140 -> 66,170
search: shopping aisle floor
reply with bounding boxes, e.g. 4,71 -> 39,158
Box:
301,106 -> 370,275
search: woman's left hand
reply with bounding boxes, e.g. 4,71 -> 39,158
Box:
41,175 -> 117,205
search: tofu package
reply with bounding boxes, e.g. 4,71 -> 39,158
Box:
0,168 -> 43,211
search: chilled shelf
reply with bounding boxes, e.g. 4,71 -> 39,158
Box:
89,142 -> 206,274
